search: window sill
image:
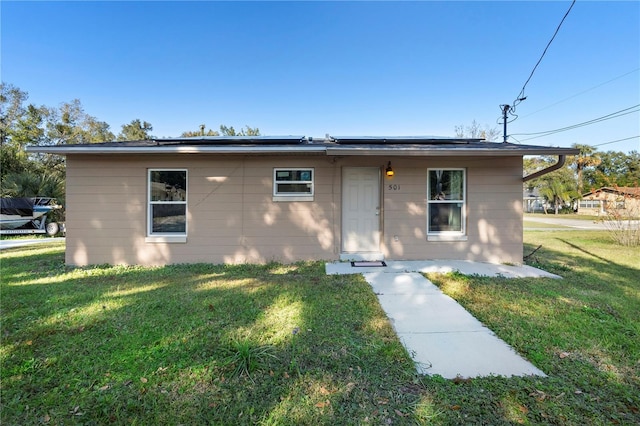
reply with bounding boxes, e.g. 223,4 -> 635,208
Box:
145,236 -> 187,243
273,195 -> 314,202
427,234 -> 468,242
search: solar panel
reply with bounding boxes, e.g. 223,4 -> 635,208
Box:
154,136 -> 307,145
331,136 -> 482,144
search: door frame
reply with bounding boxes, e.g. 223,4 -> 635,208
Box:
340,166 -> 384,261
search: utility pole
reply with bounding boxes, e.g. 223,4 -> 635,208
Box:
502,104 -> 510,143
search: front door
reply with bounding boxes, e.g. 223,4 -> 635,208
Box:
341,167 -> 381,255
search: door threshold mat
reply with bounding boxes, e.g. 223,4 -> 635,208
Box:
351,261 -> 387,267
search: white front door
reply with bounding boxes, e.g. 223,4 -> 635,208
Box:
341,167 -> 381,255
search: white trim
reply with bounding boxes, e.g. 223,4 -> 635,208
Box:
272,168 -> 314,200
147,169 -> 188,237
427,168 -> 466,237
427,235 -> 468,242
273,195 -> 314,202
145,236 -> 187,243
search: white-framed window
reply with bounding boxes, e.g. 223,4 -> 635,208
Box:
579,200 -> 601,209
273,168 -> 314,201
427,168 -> 466,238
148,169 -> 187,237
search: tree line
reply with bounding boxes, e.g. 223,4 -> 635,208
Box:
2,83 -> 637,213
524,145 -> 639,214
0,83 -> 259,204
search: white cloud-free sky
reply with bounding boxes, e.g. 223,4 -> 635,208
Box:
2,1 -> 639,152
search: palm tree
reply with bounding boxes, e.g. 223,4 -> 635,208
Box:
539,180 -> 579,215
571,143 -> 601,195
1,171 -> 65,204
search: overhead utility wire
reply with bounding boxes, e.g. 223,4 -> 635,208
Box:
512,104 -> 640,141
499,0 -> 576,142
592,135 -> 639,148
519,67 -> 640,119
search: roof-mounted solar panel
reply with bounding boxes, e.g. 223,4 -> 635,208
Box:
332,136 -> 483,144
154,136 -> 307,145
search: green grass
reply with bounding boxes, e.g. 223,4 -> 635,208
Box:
428,230 -> 639,424
1,234 -> 639,425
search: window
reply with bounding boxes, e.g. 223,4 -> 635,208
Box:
427,169 -> 466,238
579,200 -> 601,209
273,168 -> 314,201
148,169 -> 187,237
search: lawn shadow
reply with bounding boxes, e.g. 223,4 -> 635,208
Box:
2,253 -> 421,425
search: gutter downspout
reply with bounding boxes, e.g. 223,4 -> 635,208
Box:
522,155 -> 567,182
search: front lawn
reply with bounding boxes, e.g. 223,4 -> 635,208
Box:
1,232 -> 638,425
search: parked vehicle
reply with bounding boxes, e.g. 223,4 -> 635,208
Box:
0,197 -> 62,236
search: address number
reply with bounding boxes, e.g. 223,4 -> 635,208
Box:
387,184 -> 401,191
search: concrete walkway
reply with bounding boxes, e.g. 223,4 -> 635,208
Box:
326,260 -> 554,378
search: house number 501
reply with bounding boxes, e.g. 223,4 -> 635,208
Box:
387,184 -> 401,191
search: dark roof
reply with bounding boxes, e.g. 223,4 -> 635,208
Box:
26,135 -> 579,157
331,136 -> 483,144
582,187 -> 640,198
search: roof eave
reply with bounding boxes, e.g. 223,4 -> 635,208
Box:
26,143 -> 579,157
325,146 -> 579,157
25,145 -> 327,155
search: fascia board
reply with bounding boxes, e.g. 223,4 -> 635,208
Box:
325,146 -> 579,157
25,145 -> 327,155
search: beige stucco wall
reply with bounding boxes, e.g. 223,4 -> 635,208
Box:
65,154 -> 523,266
579,190 -> 640,217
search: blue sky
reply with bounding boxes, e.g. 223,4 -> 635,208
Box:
2,1 -> 639,153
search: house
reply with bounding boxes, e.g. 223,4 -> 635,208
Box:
27,136 -> 578,266
579,187 -> 640,216
523,187 -> 546,213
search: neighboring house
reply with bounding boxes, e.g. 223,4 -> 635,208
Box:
523,187 -> 546,213
579,187 -> 640,216
27,136 -> 577,266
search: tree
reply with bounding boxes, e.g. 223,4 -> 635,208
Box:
219,125 -> 260,136
455,120 -> 500,141
180,124 -> 260,137
570,143 -> 601,195
1,170 -> 65,204
583,151 -> 639,189
0,83 -> 29,146
539,177 -> 579,215
180,125 -> 219,137
117,119 -> 153,141
527,162 -> 579,214
44,99 -> 115,145
1,84 -> 116,204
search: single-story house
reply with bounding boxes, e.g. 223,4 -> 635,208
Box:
523,187 -> 546,213
579,186 -> 640,216
27,136 -> 578,266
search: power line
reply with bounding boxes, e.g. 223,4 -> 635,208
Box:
511,104 -> 640,141
592,135 -> 639,148
519,67 -> 640,119
498,0 -> 577,141
510,0 -> 577,114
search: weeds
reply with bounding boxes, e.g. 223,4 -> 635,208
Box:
1,238 -> 639,424
222,337 -> 277,379
602,207 -> 640,247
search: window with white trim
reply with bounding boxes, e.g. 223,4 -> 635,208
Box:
579,200 -> 601,209
148,169 -> 187,236
273,168 -> 314,201
427,169 -> 466,236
